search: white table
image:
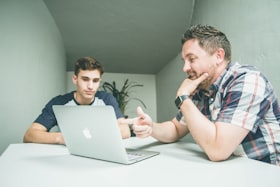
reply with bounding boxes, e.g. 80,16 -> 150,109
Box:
0,136 -> 279,187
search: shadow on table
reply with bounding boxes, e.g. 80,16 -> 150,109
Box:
130,134 -> 238,164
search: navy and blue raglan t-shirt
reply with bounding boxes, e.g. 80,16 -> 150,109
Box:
34,90 -> 123,131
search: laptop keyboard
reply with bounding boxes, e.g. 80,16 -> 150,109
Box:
127,152 -> 144,160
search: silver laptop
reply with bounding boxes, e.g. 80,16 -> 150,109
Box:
53,105 -> 159,164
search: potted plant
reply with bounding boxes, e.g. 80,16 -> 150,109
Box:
102,78 -> 146,116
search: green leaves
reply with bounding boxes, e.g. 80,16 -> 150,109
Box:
102,79 -> 146,114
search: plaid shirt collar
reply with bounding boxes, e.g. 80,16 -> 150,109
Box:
195,61 -> 235,102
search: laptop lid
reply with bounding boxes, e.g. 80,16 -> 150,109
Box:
53,105 -> 159,164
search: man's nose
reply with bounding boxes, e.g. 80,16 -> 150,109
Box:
183,61 -> 191,72
87,81 -> 94,89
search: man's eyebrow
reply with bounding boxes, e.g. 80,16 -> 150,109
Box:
183,53 -> 193,59
80,76 -> 101,80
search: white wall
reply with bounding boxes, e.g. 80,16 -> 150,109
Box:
67,72 -> 157,121
156,0 -> 280,122
0,0 -> 66,154
156,54 -> 186,121
192,0 -> 280,95
1,0 -> 280,154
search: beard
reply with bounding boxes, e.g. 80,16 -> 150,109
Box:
198,78 -> 211,90
188,71 -> 213,91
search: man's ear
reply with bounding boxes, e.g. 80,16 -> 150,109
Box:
72,74 -> 77,85
216,48 -> 225,65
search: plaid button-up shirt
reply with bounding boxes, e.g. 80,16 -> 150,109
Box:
176,62 -> 280,165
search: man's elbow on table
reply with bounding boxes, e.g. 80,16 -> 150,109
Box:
206,150 -> 232,162
23,130 -> 34,143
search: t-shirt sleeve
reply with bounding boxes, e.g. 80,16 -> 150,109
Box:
101,92 -> 124,119
34,97 -> 58,131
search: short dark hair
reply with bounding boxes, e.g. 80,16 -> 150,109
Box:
182,24 -> 231,62
74,56 -> 104,76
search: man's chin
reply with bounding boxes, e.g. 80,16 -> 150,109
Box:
188,76 -> 197,80
84,94 -> 94,99
199,82 -> 211,91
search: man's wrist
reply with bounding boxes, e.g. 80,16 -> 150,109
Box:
150,121 -> 154,130
55,135 -> 62,144
149,121 -> 154,136
175,95 -> 190,109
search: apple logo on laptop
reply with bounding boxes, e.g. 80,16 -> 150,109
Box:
82,128 -> 92,139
